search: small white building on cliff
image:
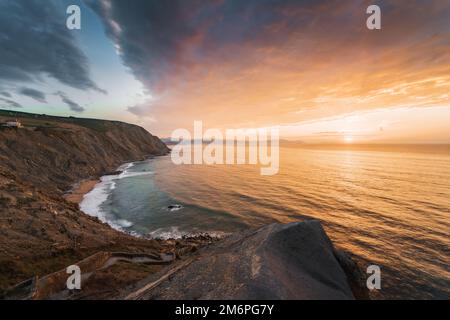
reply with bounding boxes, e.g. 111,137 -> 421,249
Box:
3,120 -> 23,128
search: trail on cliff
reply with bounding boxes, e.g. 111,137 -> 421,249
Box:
0,110 -> 170,292
0,110 -> 367,300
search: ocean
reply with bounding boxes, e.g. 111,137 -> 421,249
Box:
80,145 -> 450,299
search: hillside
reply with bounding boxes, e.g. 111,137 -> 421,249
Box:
0,110 -> 366,300
0,110 -> 169,192
0,110 -> 172,293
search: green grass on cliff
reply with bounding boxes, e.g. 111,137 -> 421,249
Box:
0,109 -> 122,132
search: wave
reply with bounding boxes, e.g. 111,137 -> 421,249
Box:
167,204 -> 183,212
148,226 -> 230,240
79,161 -> 150,233
118,162 -> 135,171
116,219 -> 134,228
118,171 -> 154,179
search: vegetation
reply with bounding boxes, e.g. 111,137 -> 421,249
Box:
0,109 -> 121,132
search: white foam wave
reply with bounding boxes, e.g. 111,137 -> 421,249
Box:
149,227 -> 184,240
79,176 -> 112,222
148,227 -> 230,240
79,161 -> 151,233
118,162 -> 135,171
167,204 -> 183,212
117,171 -> 154,179
116,219 -> 134,228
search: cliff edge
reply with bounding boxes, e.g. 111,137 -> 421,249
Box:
126,221 -> 363,300
0,110 -> 170,291
0,110 -> 367,300
0,110 -> 169,193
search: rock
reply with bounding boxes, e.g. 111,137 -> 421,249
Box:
142,220 -> 357,300
0,111 -> 172,293
167,204 -> 183,211
333,249 -> 371,300
102,171 -> 123,176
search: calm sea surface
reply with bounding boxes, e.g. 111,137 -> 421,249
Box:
81,145 -> 450,299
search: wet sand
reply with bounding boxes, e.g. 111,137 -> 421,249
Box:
64,179 -> 99,204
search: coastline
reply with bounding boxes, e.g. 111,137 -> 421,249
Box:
64,179 -> 100,204
0,111 -> 177,295
3,158 -> 370,299
64,160 -> 139,206
1,132 -> 369,300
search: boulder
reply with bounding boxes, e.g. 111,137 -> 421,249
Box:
142,220 -> 356,300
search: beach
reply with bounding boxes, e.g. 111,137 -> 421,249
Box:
84,146 -> 450,299
64,179 -> 99,204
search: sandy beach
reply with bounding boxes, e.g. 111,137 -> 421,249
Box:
64,179 -> 99,204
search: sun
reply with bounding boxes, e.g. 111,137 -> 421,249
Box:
344,136 -> 354,143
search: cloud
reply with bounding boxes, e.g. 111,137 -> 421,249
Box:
127,100 -> 157,122
0,92 -> 11,98
86,0 -> 323,90
0,97 -> 22,109
0,0 -> 103,93
55,91 -> 85,113
19,87 -> 47,103
87,0 -> 450,135
127,105 -> 148,117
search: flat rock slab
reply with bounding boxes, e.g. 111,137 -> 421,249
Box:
141,220 -> 355,300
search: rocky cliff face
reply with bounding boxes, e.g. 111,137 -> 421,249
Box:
0,111 -> 170,292
0,111 -> 366,300
0,112 -> 169,193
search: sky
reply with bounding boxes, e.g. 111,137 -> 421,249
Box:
0,0 -> 449,143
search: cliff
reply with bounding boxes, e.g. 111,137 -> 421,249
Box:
0,110 -> 171,292
0,110 -> 169,193
0,110 -> 367,300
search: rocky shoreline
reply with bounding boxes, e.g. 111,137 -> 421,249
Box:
0,111 -> 171,294
0,110 -> 368,300
123,221 -> 370,300
4,220 -> 369,300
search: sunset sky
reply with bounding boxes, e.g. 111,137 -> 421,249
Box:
1,0 -> 449,143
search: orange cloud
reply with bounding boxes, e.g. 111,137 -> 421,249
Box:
91,1 -> 450,140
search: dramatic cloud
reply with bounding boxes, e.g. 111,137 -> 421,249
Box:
88,0 -> 450,135
0,0 -> 103,93
19,88 -> 47,103
0,97 -> 22,109
87,0 -> 319,89
0,92 -> 11,98
55,91 -> 85,113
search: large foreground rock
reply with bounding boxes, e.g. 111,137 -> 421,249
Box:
137,221 -> 356,300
